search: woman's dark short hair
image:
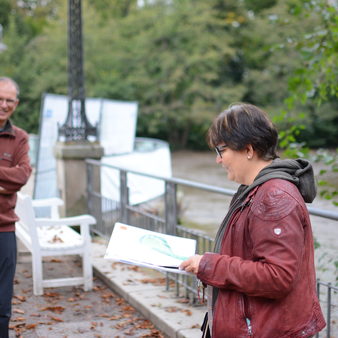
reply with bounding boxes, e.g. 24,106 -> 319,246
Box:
207,103 -> 278,160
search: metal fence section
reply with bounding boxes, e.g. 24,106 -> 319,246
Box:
86,159 -> 338,336
316,281 -> 338,338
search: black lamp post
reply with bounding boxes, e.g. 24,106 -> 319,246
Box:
58,0 -> 97,141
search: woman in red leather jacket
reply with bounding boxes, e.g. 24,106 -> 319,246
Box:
180,103 -> 325,338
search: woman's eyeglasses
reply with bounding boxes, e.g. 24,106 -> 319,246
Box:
214,145 -> 228,158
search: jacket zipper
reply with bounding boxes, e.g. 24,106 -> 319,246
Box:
241,294 -> 253,336
246,318 -> 253,336
240,197 -> 253,212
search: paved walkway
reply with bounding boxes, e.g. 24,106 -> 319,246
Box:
91,239 -> 205,338
10,239 -> 205,338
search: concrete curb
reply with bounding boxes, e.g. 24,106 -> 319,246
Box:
91,241 -> 206,338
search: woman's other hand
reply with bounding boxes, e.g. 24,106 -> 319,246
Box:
179,255 -> 203,274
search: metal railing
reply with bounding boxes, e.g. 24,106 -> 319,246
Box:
86,159 -> 338,337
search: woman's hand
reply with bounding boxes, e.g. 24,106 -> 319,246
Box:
179,255 -> 203,275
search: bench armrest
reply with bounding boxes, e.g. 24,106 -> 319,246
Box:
32,197 -> 64,208
35,215 -> 96,227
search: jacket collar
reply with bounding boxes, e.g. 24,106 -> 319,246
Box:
0,120 -> 15,137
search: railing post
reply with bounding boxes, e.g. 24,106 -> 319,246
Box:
327,283 -> 331,338
120,170 -> 129,223
165,181 -> 177,235
86,160 -> 93,214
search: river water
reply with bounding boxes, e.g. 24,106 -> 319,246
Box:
171,150 -> 338,283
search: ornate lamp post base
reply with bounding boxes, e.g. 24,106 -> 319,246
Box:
54,142 -> 104,216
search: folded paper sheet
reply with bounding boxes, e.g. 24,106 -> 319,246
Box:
104,222 -> 196,274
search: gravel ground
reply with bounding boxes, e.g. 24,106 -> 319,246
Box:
10,252 -> 166,338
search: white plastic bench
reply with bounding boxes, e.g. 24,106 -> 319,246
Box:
15,193 -> 96,296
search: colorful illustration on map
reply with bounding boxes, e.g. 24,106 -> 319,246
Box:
139,234 -> 189,261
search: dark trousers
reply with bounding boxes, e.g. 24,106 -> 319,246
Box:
0,232 -> 17,338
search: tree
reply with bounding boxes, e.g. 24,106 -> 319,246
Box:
285,0 -> 338,148
0,0 -> 64,132
86,0 -> 250,148
285,0 -> 338,208
1,0 -> 336,149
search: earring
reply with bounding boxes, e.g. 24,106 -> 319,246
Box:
247,156 -> 251,160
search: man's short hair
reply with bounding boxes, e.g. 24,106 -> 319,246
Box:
0,77 -> 20,98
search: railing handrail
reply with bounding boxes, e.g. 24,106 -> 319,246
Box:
86,158 -> 338,222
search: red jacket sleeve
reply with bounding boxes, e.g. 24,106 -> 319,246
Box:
0,133 -> 32,192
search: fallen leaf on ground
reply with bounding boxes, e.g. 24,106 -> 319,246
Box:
182,309 -> 192,316
135,319 -> 154,330
176,298 -> 189,303
164,306 -> 179,313
50,258 -> 63,263
40,306 -> 65,314
11,317 -> 26,322
108,315 -> 122,320
98,313 -> 110,318
13,295 -> 26,302
122,305 -> 135,312
139,278 -> 166,285
49,234 -> 64,243
93,285 -> 106,292
43,292 -> 60,298
141,330 -> 164,338
50,316 -> 63,322
13,309 -> 25,314
90,321 -> 98,329
127,265 -> 140,272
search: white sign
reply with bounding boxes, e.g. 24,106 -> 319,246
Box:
34,93 -> 137,200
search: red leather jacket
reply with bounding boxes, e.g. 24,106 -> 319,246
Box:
0,121 -> 32,231
197,179 -> 325,337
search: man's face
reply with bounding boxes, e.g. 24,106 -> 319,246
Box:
0,81 -> 19,129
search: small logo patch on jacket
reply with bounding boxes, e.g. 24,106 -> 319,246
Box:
274,228 -> 282,235
2,152 -> 12,158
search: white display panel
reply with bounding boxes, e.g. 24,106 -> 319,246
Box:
34,94 -> 171,209
34,94 -> 103,199
101,138 -> 172,205
100,100 -> 138,155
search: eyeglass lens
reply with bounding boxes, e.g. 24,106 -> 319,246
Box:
0,98 -> 16,106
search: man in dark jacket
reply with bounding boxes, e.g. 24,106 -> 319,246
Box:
0,77 -> 32,337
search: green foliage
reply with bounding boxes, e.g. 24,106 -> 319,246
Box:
310,148 -> 338,207
0,0 -> 337,149
313,237 -> 320,250
287,0 -> 338,105
90,0 -> 137,19
0,0 -> 11,28
243,0 -> 278,13
30,0 -> 249,148
282,0 -> 338,148
0,0 -> 65,132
